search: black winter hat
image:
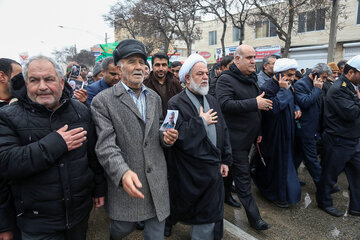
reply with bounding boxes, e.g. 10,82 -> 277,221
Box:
113,39 -> 147,65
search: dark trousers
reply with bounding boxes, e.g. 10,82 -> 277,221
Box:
110,217 -> 164,240
223,170 -> 233,198
294,135 -> 322,184
232,149 -> 261,223
21,216 -> 88,240
316,133 -> 360,211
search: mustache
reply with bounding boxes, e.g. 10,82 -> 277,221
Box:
36,90 -> 52,95
132,70 -> 144,76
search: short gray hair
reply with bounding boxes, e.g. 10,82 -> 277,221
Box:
102,57 -> 115,72
22,55 -> 64,81
116,59 -> 123,69
235,47 -> 243,59
312,63 -> 332,75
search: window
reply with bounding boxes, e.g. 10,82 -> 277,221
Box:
233,26 -> 245,42
209,31 -> 217,45
298,9 -> 326,33
255,20 -> 277,38
357,0 -> 360,24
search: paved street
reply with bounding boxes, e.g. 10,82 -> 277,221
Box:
87,164 -> 360,240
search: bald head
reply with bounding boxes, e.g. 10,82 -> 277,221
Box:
234,44 -> 256,76
235,45 -> 255,58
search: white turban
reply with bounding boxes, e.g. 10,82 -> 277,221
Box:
273,58 -> 299,73
179,53 -> 207,83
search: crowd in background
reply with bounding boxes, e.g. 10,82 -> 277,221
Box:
0,39 -> 359,240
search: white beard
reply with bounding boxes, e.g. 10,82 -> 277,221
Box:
189,76 -> 209,96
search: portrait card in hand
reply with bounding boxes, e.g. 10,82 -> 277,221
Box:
160,110 -> 179,131
69,64 -> 81,79
67,79 -> 84,91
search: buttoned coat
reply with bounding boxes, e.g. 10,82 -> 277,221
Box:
91,82 -> 170,222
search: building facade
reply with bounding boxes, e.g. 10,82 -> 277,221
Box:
192,0 -> 360,69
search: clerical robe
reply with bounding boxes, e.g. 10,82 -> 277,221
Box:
166,90 -> 232,225
252,78 -> 301,205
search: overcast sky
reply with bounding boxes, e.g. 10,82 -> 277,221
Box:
0,0 -> 117,62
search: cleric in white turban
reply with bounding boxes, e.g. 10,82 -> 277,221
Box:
273,58 -> 299,73
179,53 -> 207,83
165,53 -> 232,240
252,56 -> 302,209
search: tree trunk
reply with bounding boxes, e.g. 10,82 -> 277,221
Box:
186,41 -> 192,56
221,22 -> 227,57
239,24 -> 244,45
164,39 -> 170,55
283,0 -> 295,58
327,0 -> 339,63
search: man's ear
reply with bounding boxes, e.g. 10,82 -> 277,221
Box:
61,77 -> 65,90
117,65 -> 122,73
0,71 -> 7,83
185,74 -> 191,85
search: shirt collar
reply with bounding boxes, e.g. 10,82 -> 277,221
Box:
350,82 -> 358,92
121,81 -> 149,96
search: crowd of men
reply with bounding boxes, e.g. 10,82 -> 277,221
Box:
0,39 -> 359,240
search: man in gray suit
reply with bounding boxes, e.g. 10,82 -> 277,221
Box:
91,39 -> 178,240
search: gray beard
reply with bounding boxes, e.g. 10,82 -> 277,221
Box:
189,77 -> 209,96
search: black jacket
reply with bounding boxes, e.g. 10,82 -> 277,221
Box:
0,98 -> 17,234
294,75 -> 322,138
0,74 -> 105,233
216,63 -> 261,151
324,74 -> 360,139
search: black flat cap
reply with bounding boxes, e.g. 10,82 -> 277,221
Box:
113,39 -> 147,65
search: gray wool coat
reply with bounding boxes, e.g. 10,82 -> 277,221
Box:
91,82 -> 170,222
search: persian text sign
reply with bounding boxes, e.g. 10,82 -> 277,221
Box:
255,45 -> 281,59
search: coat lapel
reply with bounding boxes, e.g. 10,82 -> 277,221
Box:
114,83 -> 144,121
144,93 -> 155,139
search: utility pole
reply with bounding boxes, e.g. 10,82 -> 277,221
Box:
327,0 -> 339,63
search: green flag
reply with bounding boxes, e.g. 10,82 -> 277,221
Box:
95,42 -> 119,62
100,42 -> 119,55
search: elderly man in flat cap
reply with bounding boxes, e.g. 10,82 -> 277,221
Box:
91,39 -> 178,240
166,53 -> 231,240
252,58 -> 301,208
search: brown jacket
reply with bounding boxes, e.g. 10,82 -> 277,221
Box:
144,72 -> 183,117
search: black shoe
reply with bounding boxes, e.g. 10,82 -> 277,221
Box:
329,186 -> 340,194
225,195 -> 241,208
348,209 -> 360,216
318,206 -> 342,217
250,219 -> 270,230
135,221 -> 145,230
164,223 -> 172,237
299,180 -> 306,186
273,201 -> 289,208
